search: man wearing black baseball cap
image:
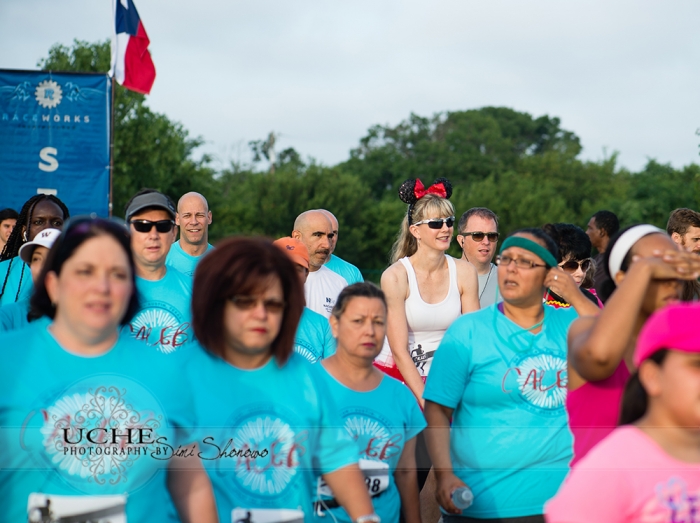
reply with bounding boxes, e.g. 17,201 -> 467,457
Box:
122,189 -> 193,355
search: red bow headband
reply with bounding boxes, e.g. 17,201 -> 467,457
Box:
397,177 -> 453,225
414,179 -> 447,200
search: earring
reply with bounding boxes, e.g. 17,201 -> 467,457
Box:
22,231 -> 27,242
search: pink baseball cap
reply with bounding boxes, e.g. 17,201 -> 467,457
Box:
634,302 -> 700,367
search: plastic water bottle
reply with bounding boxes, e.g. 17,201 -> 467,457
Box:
451,486 -> 474,510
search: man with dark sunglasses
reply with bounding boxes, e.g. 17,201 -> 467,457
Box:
456,208 -> 500,308
121,189 -> 194,355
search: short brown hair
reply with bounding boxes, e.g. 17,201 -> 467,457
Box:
458,207 -> 499,233
192,236 -> 304,364
666,208 -> 700,236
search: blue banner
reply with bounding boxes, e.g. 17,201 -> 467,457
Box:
0,70 -> 111,217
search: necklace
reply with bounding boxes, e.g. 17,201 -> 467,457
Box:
479,264 -> 495,301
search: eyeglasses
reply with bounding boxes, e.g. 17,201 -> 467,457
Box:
559,258 -> 592,273
129,219 -> 175,233
413,216 -> 455,229
496,255 -> 547,270
229,295 -> 286,314
460,231 -> 499,243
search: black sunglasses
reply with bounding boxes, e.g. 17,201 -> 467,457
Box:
129,219 -> 175,233
413,216 -> 455,229
559,259 -> 592,273
229,295 -> 286,314
460,231 -> 499,243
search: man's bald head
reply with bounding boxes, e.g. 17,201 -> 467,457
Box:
178,192 -> 209,212
176,192 -> 212,250
292,210 -> 335,270
317,209 -> 339,254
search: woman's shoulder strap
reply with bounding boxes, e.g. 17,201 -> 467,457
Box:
399,256 -> 419,291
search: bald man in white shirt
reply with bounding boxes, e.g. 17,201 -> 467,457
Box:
292,210 -> 348,318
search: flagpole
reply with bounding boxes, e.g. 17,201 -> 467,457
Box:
109,75 -> 115,218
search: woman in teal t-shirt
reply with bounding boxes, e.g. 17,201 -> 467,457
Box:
317,282 -> 426,523
424,228 -> 579,523
188,237 -> 380,523
0,216 -> 216,522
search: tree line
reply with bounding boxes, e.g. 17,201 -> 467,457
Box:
40,40 -> 700,280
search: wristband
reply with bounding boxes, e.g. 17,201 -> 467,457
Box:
354,515 -> 381,523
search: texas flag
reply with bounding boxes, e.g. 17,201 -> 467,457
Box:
110,0 -> 156,94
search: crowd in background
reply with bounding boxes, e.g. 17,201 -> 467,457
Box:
0,180 -> 699,523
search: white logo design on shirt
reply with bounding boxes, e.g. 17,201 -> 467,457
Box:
502,354 -> 568,411
39,386 -> 162,487
230,416 -> 307,496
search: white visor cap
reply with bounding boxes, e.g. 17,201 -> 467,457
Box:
19,228 -> 62,264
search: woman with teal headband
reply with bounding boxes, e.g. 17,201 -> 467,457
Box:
424,228 -> 580,523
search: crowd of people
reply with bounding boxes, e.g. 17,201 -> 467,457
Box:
0,179 -> 698,523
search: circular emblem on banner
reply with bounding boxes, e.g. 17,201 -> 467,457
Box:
35,80 -> 63,108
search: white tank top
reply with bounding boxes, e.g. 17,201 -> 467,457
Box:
376,255 -> 462,377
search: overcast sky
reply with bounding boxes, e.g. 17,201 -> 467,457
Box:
2,0 -> 699,172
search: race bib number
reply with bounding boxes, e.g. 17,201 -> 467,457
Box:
231,508 -> 304,523
317,458 -> 390,499
27,493 -> 126,523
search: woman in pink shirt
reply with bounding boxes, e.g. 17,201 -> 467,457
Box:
566,225 -> 700,465
546,302 -> 700,523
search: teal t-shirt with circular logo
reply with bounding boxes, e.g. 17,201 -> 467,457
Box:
423,304 -> 578,519
122,267 -> 193,354
187,349 -> 358,523
314,369 -> 426,522
0,321 -> 195,522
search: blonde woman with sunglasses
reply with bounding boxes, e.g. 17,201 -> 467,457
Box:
376,178 -> 479,513
377,178 -> 479,403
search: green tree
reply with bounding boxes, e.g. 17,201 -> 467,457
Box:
619,160 -> 700,228
34,41 -> 700,275
216,159 -> 376,261
342,107 -> 582,198
39,40 -> 216,221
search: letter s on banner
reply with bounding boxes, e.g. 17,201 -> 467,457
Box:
38,147 -> 58,172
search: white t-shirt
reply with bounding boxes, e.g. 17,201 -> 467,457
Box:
304,265 -> 348,318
